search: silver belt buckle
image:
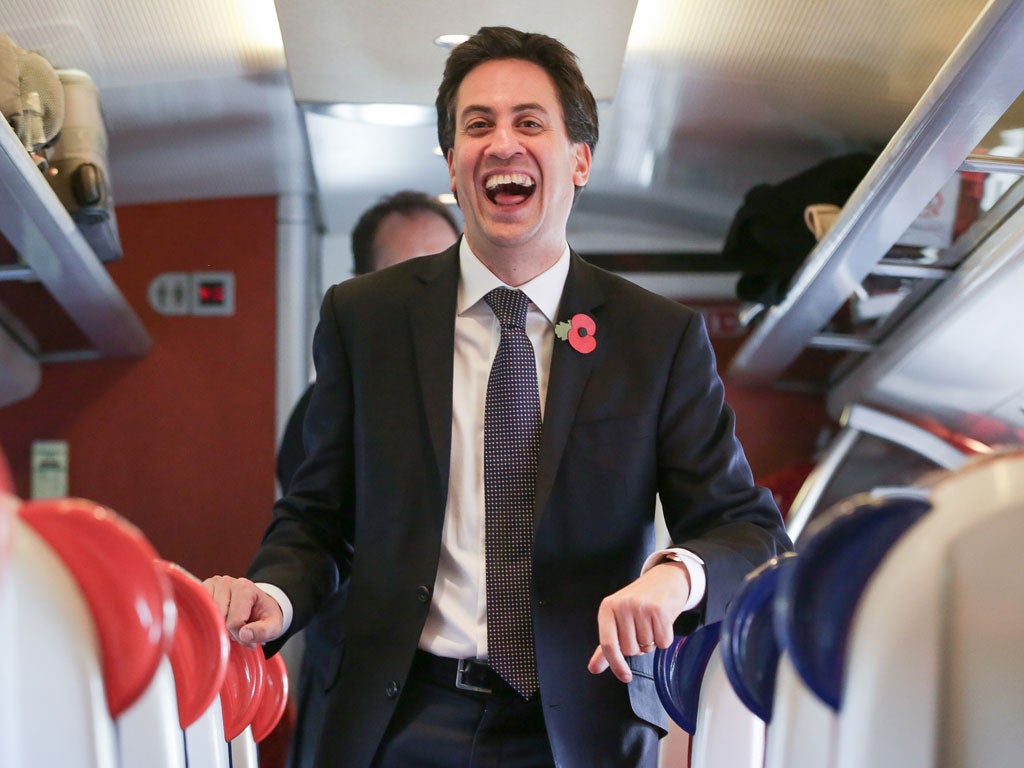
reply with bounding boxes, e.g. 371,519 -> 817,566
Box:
455,658 -> 493,693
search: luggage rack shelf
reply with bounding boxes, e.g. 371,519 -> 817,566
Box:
0,117 -> 150,361
727,0 -> 1024,391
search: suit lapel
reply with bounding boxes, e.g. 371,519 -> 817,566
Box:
535,253 -> 605,524
407,246 -> 459,507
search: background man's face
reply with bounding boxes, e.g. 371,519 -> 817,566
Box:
372,210 -> 459,271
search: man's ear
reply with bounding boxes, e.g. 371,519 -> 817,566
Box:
447,148 -> 457,195
446,148 -> 462,204
572,142 -> 592,188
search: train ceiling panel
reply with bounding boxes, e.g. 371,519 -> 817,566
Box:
2,0 -> 1023,437
275,0 -> 638,107
1,0 -> 1011,243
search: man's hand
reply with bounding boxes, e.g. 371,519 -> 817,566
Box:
203,575 -> 284,648
587,561 -> 691,683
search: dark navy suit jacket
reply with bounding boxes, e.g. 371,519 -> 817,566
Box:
248,243 -> 791,767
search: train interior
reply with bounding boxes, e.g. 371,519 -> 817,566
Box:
1,0 -> 1022,766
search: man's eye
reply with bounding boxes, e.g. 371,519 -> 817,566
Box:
465,120 -> 490,132
519,119 -> 543,131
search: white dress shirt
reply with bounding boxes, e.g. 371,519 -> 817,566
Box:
417,239 -> 566,659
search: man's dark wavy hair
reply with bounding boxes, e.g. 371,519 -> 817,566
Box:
435,26 -> 599,160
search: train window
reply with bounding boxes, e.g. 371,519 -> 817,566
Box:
810,431 -> 944,526
786,404 -> 971,544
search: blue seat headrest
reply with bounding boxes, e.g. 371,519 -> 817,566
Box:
720,553 -> 798,722
775,493 -> 930,710
654,621 -> 722,734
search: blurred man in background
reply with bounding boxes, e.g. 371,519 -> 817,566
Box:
276,190 -> 459,768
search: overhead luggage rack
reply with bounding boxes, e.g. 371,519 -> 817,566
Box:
727,0 -> 1024,392
0,114 -> 150,403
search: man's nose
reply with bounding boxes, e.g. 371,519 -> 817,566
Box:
487,125 -> 522,158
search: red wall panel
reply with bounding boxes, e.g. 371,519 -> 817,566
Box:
0,196 -> 278,579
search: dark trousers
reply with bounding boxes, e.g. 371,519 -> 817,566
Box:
370,652 -> 556,768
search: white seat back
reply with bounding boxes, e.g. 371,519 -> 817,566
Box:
220,637 -> 267,768
764,652 -> 836,768
3,497 -> 173,768
185,697 -> 232,768
230,725 -> 261,768
118,656 -> 187,768
1,515 -> 118,768
770,492 -> 929,768
837,451 -> 1024,768
690,645 -> 766,768
161,560 -> 232,768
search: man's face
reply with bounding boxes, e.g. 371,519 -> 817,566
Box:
446,58 -> 591,261
372,210 -> 458,271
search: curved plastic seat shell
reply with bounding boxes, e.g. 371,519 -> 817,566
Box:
836,452 -> 1024,768
774,493 -> 930,710
220,639 -> 267,741
654,622 -> 722,734
251,653 -> 290,743
720,553 -> 797,723
161,561 -> 230,729
5,514 -> 121,767
18,497 -> 175,717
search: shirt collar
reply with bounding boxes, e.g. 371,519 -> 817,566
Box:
457,238 -> 570,325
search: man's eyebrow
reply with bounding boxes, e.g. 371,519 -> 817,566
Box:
512,102 -> 548,114
459,104 -> 495,119
458,102 -> 550,118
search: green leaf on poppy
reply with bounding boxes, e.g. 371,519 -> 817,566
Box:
554,320 -> 572,341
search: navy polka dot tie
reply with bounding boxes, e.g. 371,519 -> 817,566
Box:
484,287 -> 541,698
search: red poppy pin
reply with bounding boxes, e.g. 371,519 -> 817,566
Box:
554,313 -> 597,354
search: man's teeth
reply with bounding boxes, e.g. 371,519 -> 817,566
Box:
485,173 -> 535,190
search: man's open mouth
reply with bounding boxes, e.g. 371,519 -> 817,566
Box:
484,172 -> 536,204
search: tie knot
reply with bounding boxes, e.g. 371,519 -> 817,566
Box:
485,287 -> 530,329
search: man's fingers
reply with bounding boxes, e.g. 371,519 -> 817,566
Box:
631,613 -> 660,655
588,646 -> 609,674
224,587 -> 258,634
653,617 -> 675,650
613,609 -> 640,657
596,600 -> 634,682
237,618 -> 279,648
596,642 -> 632,682
200,575 -> 284,646
604,595 -> 659,657
202,574 -> 235,615
588,645 -> 632,684
591,563 -> 695,681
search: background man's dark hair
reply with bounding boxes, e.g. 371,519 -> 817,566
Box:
351,190 -> 460,275
435,26 -> 599,160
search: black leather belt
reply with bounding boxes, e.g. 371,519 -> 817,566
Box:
413,650 -> 515,696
